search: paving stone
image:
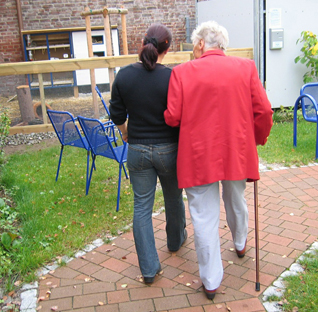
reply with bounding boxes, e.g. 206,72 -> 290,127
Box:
20,289 -> 37,310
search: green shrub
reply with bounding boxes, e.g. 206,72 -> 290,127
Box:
295,30 -> 318,83
0,110 -> 11,165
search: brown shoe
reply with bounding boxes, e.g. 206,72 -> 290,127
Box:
236,240 -> 247,258
202,284 -> 217,300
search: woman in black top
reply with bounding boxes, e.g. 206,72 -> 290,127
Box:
110,23 -> 186,284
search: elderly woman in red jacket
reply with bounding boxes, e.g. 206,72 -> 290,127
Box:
164,20 -> 273,300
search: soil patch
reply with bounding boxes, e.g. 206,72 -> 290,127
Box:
1,92 -> 111,127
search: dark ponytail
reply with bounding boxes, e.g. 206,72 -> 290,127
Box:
139,23 -> 172,71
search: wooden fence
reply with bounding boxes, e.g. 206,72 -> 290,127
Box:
0,48 -> 253,135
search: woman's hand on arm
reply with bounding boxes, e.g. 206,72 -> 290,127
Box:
117,122 -> 128,143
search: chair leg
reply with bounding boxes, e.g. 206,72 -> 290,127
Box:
293,102 -> 298,148
316,122 -> 318,159
56,145 -> 64,181
86,150 -> 90,195
116,163 -> 123,212
123,163 -> 129,179
86,155 -> 96,195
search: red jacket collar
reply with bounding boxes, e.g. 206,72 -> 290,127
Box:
200,49 -> 225,58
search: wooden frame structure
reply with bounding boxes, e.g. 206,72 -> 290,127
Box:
1,48 -> 253,134
80,7 -> 129,118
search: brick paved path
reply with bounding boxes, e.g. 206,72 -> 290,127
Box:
36,166 -> 318,312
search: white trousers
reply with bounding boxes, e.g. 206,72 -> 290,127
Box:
185,180 -> 248,290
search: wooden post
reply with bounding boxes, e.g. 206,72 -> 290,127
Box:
38,73 -> 48,124
121,13 -> 128,55
81,7 -> 129,97
16,85 -> 35,123
103,8 -> 115,92
85,7 -> 99,119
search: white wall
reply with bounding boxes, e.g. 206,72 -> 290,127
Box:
265,0 -> 316,108
197,0 -> 254,49
197,0 -> 318,108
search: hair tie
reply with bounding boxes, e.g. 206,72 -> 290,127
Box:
145,37 -> 158,49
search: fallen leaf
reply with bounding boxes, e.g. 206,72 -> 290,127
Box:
113,216 -> 117,220
292,307 -> 299,312
80,223 -> 85,228
226,306 -> 232,311
122,256 -> 127,260
8,291 -> 15,297
121,284 -> 128,288
14,280 -> 21,286
179,274 -> 184,278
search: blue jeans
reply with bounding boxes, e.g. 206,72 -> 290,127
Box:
128,143 -> 186,278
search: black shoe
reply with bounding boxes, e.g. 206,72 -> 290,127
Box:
143,264 -> 162,284
202,284 -> 217,300
168,229 -> 188,252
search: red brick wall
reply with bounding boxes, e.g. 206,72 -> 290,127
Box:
0,0 -> 196,96
0,0 -> 26,95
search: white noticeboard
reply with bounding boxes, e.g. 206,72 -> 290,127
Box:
72,29 -> 119,86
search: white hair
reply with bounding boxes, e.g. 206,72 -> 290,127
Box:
191,21 -> 229,51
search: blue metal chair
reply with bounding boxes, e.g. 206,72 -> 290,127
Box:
95,85 -> 111,119
77,116 -> 129,211
293,82 -> 318,159
47,109 -> 92,192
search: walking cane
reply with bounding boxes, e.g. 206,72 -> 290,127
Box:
254,180 -> 260,291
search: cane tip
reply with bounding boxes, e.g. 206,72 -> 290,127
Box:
255,282 -> 260,291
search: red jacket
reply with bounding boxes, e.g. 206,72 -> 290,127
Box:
164,50 -> 273,189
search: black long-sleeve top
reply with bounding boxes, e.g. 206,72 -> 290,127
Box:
109,62 -> 179,144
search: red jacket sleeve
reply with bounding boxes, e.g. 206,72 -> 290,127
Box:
250,62 -> 273,145
164,68 -> 183,127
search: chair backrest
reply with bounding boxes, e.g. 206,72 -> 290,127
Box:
95,86 -> 111,118
77,116 -> 122,161
300,82 -> 318,122
47,109 -> 87,148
